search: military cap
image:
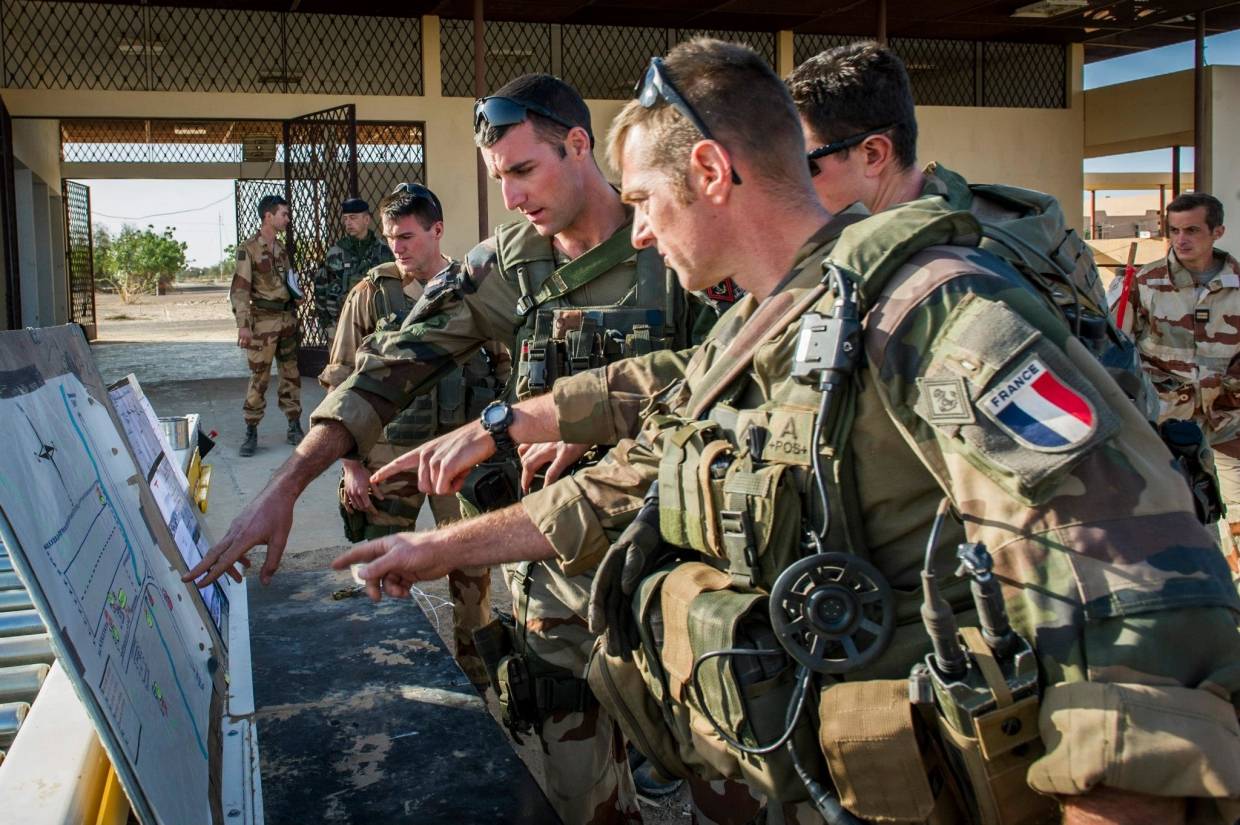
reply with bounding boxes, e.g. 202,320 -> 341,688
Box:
341,197 -> 370,215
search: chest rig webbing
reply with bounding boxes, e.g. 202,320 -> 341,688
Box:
370,267 -> 502,447
496,220 -> 682,400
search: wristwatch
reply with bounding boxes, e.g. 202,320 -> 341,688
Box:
480,400 -> 516,456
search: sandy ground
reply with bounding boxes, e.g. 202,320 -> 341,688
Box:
89,283 -> 694,823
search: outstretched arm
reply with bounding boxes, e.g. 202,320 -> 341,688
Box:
185,421 -> 354,586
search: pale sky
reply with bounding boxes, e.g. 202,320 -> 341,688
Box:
78,28 -> 1240,265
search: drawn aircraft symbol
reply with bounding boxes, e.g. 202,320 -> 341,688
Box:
37,442 -> 55,462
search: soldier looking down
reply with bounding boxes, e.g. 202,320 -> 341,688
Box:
230,194 -> 303,456
339,39 -> 1240,825
313,196 -> 394,341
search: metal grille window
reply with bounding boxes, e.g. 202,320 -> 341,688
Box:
440,18 -> 552,98
982,42 -> 1066,108
3,0 -> 145,90
891,38 -> 976,107
561,24 -> 668,100
288,13 -> 422,96
3,2 -> 422,94
62,180 -> 97,340
676,29 -> 776,68
793,33 -> 867,68
60,120 -> 286,164
234,180 -> 289,251
148,6 -> 284,93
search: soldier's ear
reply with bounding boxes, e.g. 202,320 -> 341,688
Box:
1213,224 -> 1225,243
565,126 -> 591,160
431,221 -> 444,240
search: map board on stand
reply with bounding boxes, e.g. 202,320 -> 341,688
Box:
0,325 -> 226,824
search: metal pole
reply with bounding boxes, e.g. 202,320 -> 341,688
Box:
1172,145 -> 1181,200
474,0 -> 489,243
876,0 -> 888,46
1159,184 -> 1166,236
1194,12 -> 1205,193
1090,190 -> 1096,240
347,103 -> 359,199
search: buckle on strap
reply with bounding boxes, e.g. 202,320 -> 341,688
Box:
515,295 -> 536,317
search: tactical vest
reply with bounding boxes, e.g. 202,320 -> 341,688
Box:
497,220 -> 686,400
590,199 -> 1142,820
369,266 -> 504,447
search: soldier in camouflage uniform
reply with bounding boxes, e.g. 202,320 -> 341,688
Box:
318,186 -> 507,688
313,197 -> 394,341
338,40 -> 1240,825
189,75 -> 732,825
230,194 -> 303,456
1111,192 -> 1240,578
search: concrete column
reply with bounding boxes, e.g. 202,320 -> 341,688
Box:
32,180 -> 53,326
49,193 -> 67,325
776,31 -> 795,77
13,167 -> 37,327
422,16 -> 442,99
1206,66 -> 1240,238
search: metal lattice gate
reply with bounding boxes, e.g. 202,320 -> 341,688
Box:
283,104 -> 358,377
62,180 -> 96,340
0,97 -> 19,330
233,179 -> 291,258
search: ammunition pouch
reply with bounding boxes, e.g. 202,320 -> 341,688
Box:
384,390 -> 438,447
658,422 -> 805,591
337,474 -> 367,543
251,297 -> 294,312
459,458 -> 521,514
519,306 -> 669,395
1159,418 -> 1224,524
473,614 -> 596,736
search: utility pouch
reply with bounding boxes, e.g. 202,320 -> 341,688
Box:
495,653 -> 538,736
337,474 -> 367,543
472,615 -> 516,690
658,421 -> 725,554
927,629 -> 1056,825
520,310 -> 559,395
459,458 -> 521,513
437,366 -> 467,430
1159,418 -> 1224,524
384,390 -> 438,447
818,679 -> 963,823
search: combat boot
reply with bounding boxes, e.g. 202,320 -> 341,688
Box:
287,417 -> 305,446
239,425 -> 258,457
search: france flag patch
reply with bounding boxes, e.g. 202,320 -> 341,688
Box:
983,358 -> 1096,451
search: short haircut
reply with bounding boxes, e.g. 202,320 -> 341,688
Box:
379,187 -> 443,231
1168,192 -> 1224,230
257,194 -> 289,221
475,74 -> 593,154
786,41 -> 918,170
607,38 -> 806,202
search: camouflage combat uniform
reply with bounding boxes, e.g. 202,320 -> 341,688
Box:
527,206 -> 1240,822
1114,247 -> 1240,575
312,230 -> 394,339
230,232 -> 300,426
319,258 -> 508,687
313,217 -> 705,825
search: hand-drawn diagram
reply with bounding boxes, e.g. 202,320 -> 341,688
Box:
109,375 -> 229,639
0,372 -> 216,825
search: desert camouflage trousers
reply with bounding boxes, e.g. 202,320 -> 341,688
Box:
243,309 -> 300,425
360,438 -> 492,687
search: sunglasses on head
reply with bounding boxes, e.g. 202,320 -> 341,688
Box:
806,124 -> 895,177
473,96 -> 577,136
634,57 -> 742,185
390,182 -> 443,219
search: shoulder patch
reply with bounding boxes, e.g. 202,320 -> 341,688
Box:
916,376 -> 974,425
979,357 -> 1096,452
236,248 -> 247,261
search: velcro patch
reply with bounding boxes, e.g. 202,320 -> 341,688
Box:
236,248 -> 247,261
917,376 -> 974,424
1196,308 -> 1210,323
980,357 -> 1096,452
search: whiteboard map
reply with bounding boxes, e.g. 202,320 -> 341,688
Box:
0,371 -> 217,825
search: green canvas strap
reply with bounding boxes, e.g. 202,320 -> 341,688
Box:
515,227 -> 635,317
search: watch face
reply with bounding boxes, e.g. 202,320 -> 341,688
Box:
483,404 -> 508,428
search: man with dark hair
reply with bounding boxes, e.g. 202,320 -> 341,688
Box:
190,72 -> 721,824
1112,192 -> 1240,577
231,194 -> 302,456
313,196 -> 394,341
337,38 -> 1240,824
317,184 -> 506,688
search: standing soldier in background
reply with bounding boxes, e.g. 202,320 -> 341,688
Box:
318,183 -> 507,688
231,194 -> 303,457
1112,192 -> 1240,577
313,197 -> 394,342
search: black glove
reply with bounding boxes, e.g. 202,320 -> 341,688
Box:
588,481 -> 663,659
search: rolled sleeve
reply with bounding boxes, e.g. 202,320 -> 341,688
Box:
554,348 -> 693,445
522,478 -> 612,577
310,385 -> 386,458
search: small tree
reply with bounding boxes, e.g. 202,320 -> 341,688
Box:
105,224 -> 188,303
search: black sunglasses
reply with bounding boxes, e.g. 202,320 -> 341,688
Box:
634,57 -> 742,185
807,124 -> 895,177
390,182 -> 443,220
473,96 -> 578,136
